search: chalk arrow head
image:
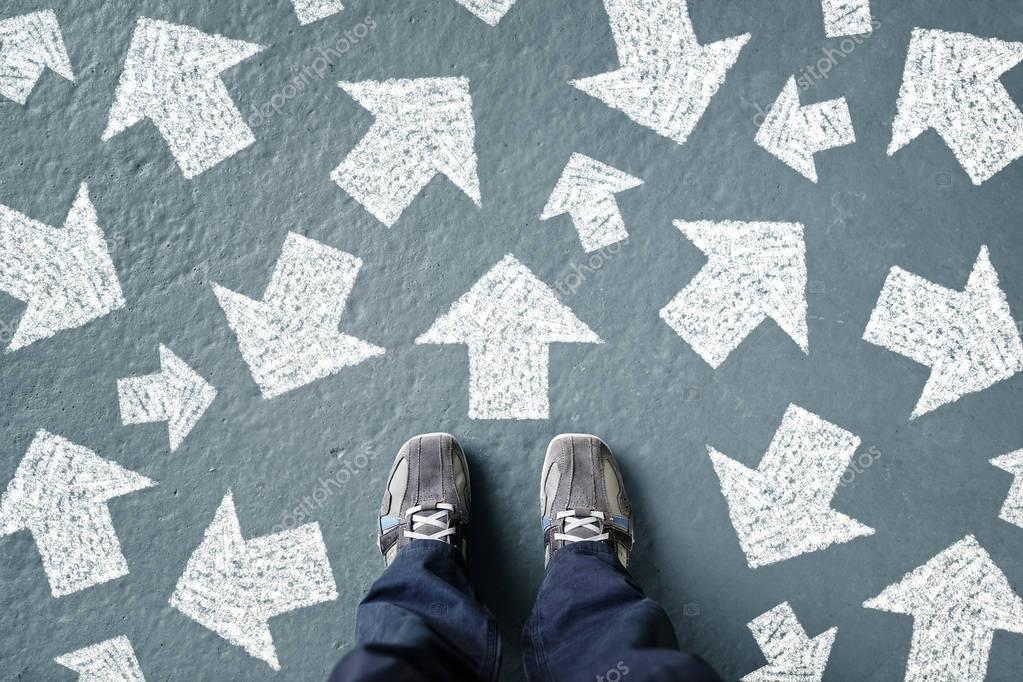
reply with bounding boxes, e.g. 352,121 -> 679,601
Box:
55,636 -> 145,681
992,449 -> 1023,529
291,0 -> 344,25
743,602 -> 836,682
0,10 -> 74,105
454,0 -> 518,26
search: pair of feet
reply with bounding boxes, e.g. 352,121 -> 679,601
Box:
378,433 -> 634,569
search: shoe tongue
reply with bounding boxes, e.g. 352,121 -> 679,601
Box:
411,506 -> 452,540
561,510 -> 604,541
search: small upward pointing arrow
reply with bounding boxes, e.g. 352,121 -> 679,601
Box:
541,153 -> 643,252
118,345 -> 217,452
991,450 -> 1023,529
169,491 -> 338,670
104,18 -> 265,179
864,535 -> 1023,682
55,636 -> 145,682
889,28 -> 1023,185
709,404 -> 874,568
0,431 -> 156,597
417,254 -> 602,419
213,232 -> 384,399
454,0 -> 518,26
743,602 -> 836,682
332,77 -> 481,226
0,184 -> 125,352
864,246 -> 1023,418
756,77 -> 855,182
0,10 -> 74,104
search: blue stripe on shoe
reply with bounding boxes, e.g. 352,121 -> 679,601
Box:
611,515 -> 630,531
542,515 -> 551,530
380,516 -> 400,532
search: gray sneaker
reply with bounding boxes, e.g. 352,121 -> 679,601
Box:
378,433 -> 471,566
540,434 -> 634,568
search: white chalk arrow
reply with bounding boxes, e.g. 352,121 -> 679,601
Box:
416,254 -> 602,420
118,345 -> 217,452
55,636 -> 145,681
212,232 -> 384,399
0,10 -> 74,105
332,77 -> 480,226
0,431 -> 155,597
540,153 -> 643,252
889,28 -> 1023,185
992,450 -> 1023,529
864,535 -> 1023,682
103,18 -> 265,179
821,0 -> 873,38
863,246 -> 1023,418
659,220 -> 808,368
755,77 -> 855,182
169,491 -> 338,670
454,0 -> 517,26
0,184 -> 125,352
291,0 -> 344,25
570,0 -> 750,146
743,602 -> 836,682
708,404 -> 874,568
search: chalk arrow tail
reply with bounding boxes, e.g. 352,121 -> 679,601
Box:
991,450 -> 1023,529
821,0 -> 873,38
55,636 -> 145,681
291,0 -> 344,25
0,10 -> 74,104
743,602 -> 836,682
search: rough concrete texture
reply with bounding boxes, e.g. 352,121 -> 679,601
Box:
1,0 -> 1022,680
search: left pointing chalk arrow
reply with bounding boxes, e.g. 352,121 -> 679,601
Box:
118,345 -> 216,452
104,18 -> 265,179
56,636 -> 145,681
0,184 -> 125,352
0,10 -> 74,105
0,430 -> 156,597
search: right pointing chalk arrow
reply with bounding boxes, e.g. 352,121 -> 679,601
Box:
0,9 -> 75,105
55,636 -> 145,682
743,602 -> 836,682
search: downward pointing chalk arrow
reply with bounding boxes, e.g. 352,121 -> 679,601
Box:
0,431 -> 155,597
541,153 -> 643,252
864,535 -> 1023,682
863,246 -> 1023,418
991,450 -> 1023,529
213,232 -> 384,399
170,491 -> 338,670
118,345 -> 217,452
756,77 -> 855,182
0,10 -> 74,104
55,636 -> 145,681
0,184 -> 125,352
454,0 -> 518,26
889,29 -> 1023,185
743,602 -> 836,682
104,18 -> 265,179
570,0 -> 750,146
332,77 -> 481,226
417,254 -> 602,420
291,0 -> 344,25
709,404 -> 874,568
821,0 -> 873,38
659,220 -> 808,368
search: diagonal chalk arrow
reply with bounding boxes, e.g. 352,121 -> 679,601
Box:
755,76 -> 855,182
864,535 -> 1023,682
332,77 -> 480,226
889,28 -> 1023,185
821,0 -> 873,38
169,491 -> 338,670
103,18 -> 265,179
0,9 -> 74,105
212,232 -> 384,399
540,153 -> 643,252
55,636 -> 145,681
570,0 -> 750,146
416,254 -> 602,420
659,220 -> 808,368
291,0 -> 344,25
0,184 -> 124,352
743,602 -> 836,682
991,450 -> 1023,529
863,246 -> 1023,418
0,430 -> 156,597
118,345 -> 217,452
708,404 -> 874,568
454,0 -> 518,26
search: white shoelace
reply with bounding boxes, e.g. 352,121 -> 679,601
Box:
403,503 -> 457,542
553,509 -> 609,543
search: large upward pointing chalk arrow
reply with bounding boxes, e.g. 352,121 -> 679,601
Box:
332,77 -> 481,226
889,28 -> 1023,185
570,0 -> 750,146
55,636 -> 145,681
417,254 -> 602,420
0,431 -> 156,597
0,10 -> 74,104
213,232 -> 384,399
864,535 -> 1023,682
709,404 -> 874,568
864,246 -> 1023,418
743,602 -> 836,682
104,18 -> 265,179
660,220 -> 808,368
170,491 -> 338,670
0,184 -> 125,352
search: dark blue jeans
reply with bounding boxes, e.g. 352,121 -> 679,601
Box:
329,541 -> 722,682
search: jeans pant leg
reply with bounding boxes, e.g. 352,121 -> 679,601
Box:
522,543 -> 722,682
330,540 -> 501,682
